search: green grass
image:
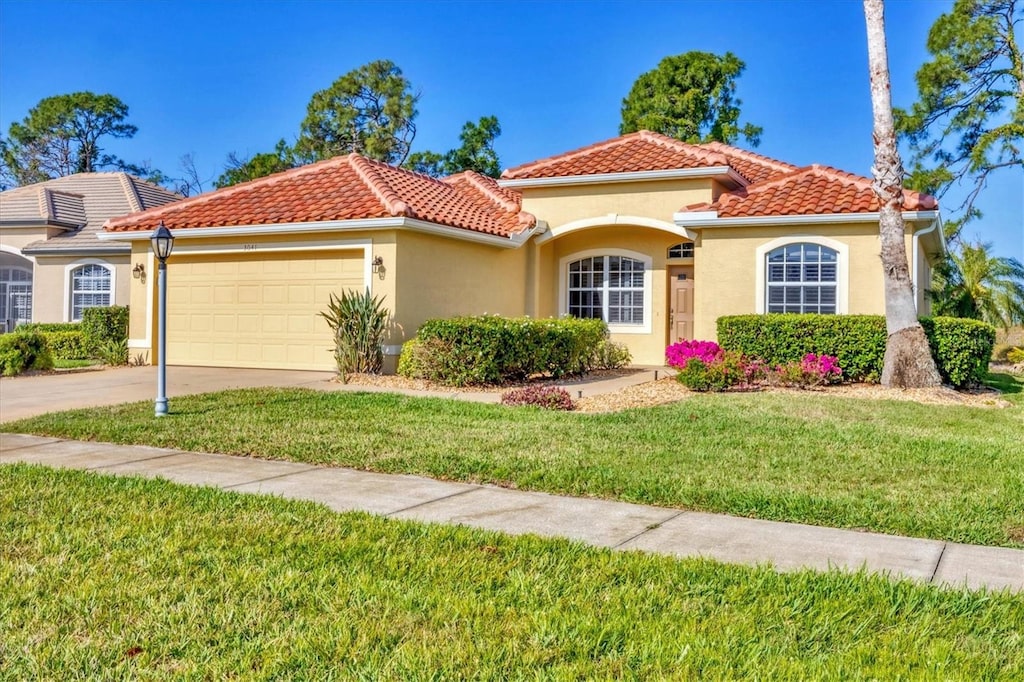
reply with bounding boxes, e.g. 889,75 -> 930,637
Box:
2,465 -> 1021,679
4,374 -> 1023,548
52,358 -> 100,369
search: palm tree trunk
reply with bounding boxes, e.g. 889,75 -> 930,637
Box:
864,0 -> 942,388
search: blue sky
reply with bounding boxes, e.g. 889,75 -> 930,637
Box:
1,0 -> 1020,259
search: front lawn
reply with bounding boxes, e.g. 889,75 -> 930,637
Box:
2,465 -> 1021,678
4,373 -> 1022,547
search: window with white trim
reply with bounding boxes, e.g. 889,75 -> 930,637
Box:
70,263 -> 112,321
667,242 -> 694,259
766,243 -> 838,313
568,255 -> 645,325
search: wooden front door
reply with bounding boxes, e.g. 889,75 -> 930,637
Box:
669,267 -> 694,342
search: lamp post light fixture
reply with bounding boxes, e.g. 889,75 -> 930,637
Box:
151,221 -> 175,417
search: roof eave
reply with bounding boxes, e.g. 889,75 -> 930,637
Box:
673,210 -> 942,228
99,216 -> 539,249
22,244 -> 130,256
498,166 -> 746,189
0,219 -> 80,230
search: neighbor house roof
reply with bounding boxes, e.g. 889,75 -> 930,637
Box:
0,173 -> 182,254
103,154 -> 536,238
500,130 -> 795,184
679,164 -> 938,219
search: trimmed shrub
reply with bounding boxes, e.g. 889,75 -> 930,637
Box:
590,339 -> 631,370
717,314 -> 995,388
81,306 -> 129,356
0,331 -> 54,376
18,322 -> 80,333
501,386 -> 575,410
718,314 -> 885,382
402,316 -> 608,386
41,330 -> 89,360
319,289 -> 389,381
918,317 -> 995,388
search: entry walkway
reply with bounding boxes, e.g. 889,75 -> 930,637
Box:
2,433 -> 1020,593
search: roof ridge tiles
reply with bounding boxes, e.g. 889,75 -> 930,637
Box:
449,171 -> 521,213
698,141 -> 799,173
38,187 -> 53,220
119,173 -> 144,212
348,154 -> 412,217
639,131 -> 729,165
501,131 -> 650,178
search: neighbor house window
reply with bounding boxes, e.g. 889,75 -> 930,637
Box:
567,255 -> 645,325
766,243 -> 838,313
70,263 -> 112,321
667,242 -> 694,259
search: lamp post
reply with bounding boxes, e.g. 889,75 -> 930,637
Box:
151,221 -> 174,417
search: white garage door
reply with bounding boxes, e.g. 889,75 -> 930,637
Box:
166,249 -> 365,370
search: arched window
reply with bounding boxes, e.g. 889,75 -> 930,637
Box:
70,263 -> 112,321
766,243 -> 837,314
667,242 -> 694,259
567,255 -> 645,325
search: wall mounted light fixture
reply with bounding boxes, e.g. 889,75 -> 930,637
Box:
371,255 -> 384,273
132,263 -> 146,279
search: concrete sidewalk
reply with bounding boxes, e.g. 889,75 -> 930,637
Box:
2,433 -> 1021,593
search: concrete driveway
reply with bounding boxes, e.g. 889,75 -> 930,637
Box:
0,365 -> 336,423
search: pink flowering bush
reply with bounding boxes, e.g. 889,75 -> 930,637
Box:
665,340 -> 723,369
501,385 -> 575,410
772,353 -> 843,388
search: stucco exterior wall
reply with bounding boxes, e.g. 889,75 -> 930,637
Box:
392,231 -> 527,342
692,223 -> 932,340
0,226 -> 62,252
537,225 -> 682,365
29,255 -> 130,323
519,179 -> 713,230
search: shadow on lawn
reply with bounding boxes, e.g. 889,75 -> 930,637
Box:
985,372 -> 1022,395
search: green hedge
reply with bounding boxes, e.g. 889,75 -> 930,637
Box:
717,314 -> 995,388
0,331 -> 54,376
17,322 -> 80,333
41,330 -> 89,360
81,306 -> 129,356
399,316 -> 609,386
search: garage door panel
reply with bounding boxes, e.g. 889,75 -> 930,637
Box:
166,249 -> 364,371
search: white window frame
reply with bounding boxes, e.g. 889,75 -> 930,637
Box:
559,249 -> 652,334
65,260 -> 115,322
755,236 -> 849,314
666,242 -> 694,260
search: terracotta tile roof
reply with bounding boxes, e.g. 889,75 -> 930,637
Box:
694,141 -> 799,184
680,164 -> 938,218
104,154 -> 535,238
500,130 -> 796,184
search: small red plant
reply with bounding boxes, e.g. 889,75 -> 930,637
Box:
501,385 -> 575,410
665,340 -> 722,369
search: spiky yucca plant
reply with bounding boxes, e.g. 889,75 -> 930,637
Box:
319,289 -> 389,381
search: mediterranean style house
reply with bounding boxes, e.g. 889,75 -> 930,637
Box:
0,173 -> 181,331
98,131 -> 944,371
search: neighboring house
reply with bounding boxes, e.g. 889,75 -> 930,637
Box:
0,173 -> 182,330
99,131 -> 945,371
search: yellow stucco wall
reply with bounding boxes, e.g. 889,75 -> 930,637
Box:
29,255 -> 130,322
693,223 -> 929,340
519,179 -> 713,230
392,230 -> 527,342
537,225 -> 684,365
